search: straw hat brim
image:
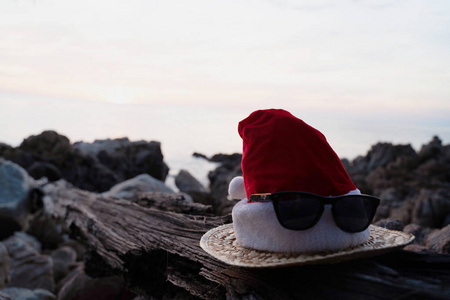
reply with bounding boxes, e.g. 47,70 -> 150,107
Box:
200,224 -> 415,268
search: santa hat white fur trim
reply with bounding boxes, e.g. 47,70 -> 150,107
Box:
228,176 -> 247,200
231,188 -> 371,253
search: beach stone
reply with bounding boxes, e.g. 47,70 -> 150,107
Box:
51,246 -> 77,283
0,158 -> 34,239
58,265 -> 134,300
102,174 -> 173,200
0,243 -> 10,289
426,225 -> 450,254
0,287 -> 55,300
3,233 -> 55,292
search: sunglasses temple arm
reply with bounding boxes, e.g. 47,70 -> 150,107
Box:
248,194 -> 273,202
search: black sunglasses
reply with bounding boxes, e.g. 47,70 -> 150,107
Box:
249,191 -> 380,233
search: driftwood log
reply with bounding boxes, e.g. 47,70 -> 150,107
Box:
43,181 -> 450,300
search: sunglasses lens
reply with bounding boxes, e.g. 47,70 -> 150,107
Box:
274,194 -> 322,230
333,196 -> 379,232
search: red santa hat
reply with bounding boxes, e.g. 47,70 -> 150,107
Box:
238,108 -> 356,198
200,109 -> 414,268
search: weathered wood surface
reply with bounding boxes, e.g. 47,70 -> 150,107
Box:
43,180 -> 450,300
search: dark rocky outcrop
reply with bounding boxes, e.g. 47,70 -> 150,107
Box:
73,137 -> 169,184
345,136 -> 450,229
0,131 -> 169,193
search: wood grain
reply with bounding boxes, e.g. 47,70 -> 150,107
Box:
43,180 -> 450,300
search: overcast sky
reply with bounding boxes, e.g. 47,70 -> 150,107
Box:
1,0 -> 449,160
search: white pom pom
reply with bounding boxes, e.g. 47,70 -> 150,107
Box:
228,176 -> 247,200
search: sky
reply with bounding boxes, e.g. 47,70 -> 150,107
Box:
1,0 -> 450,169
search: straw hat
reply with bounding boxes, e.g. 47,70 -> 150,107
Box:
200,109 -> 414,267
200,224 -> 414,268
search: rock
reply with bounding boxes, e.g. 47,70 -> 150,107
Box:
19,131 -> 72,166
0,132 -> 170,193
0,291 -> 12,300
209,153 -> 242,168
403,244 -> 430,253
12,232 -> 42,253
27,162 -> 62,182
63,156 -> 120,193
3,233 -> 55,292
0,242 -> 10,289
57,265 -> 134,300
342,136 -> 450,231
73,138 -> 169,182
192,152 -> 208,160
373,219 -> 404,231
346,142 -> 416,182
418,136 -> 442,160
57,240 -> 85,263
403,224 -> 433,245
208,154 -> 242,215
0,158 -> 34,239
410,189 -> 450,228
26,210 -> 65,250
426,225 -> 450,254
365,143 -> 416,173
102,174 -> 174,200
0,287 -> 55,300
175,170 -> 212,205
51,246 -> 77,283
374,188 -> 406,222
73,138 -> 134,156
175,170 -> 208,193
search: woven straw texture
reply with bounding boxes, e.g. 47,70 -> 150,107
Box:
200,224 -> 414,268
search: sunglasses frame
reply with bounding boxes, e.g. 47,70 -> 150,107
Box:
249,191 -> 380,233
